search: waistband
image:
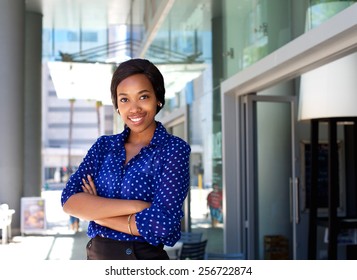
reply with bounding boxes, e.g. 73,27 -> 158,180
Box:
87,236 -> 167,260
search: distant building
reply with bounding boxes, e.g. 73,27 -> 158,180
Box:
41,63 -> 114,189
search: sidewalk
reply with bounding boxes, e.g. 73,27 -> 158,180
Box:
0,190 -> 90,260
0,223 -> 90,260
1,188 -> 223,260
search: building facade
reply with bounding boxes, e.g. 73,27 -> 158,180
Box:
1,0 -> 357,259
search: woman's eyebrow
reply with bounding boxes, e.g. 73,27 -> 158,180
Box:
117,89 -> 151,96
137,89 -> 151,94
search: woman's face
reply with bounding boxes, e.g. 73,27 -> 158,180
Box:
116,74 -> 159,135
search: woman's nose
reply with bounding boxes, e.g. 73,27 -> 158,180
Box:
129,101 -> 141,113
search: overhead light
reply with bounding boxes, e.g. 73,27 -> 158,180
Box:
48,61 -> 113,105
298,52 -> 357,121
157,63 -> 206,98
105,54 -> 131,64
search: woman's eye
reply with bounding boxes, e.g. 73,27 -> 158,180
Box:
140,95 -> 149,100
119,97 -> 128,103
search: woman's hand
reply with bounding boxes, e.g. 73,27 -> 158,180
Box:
66,174 -> 151,221
81,174 -> 151,211
81,175 -> 97,196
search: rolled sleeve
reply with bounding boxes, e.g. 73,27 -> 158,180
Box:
135,140 -> 191,246
60,137 -> 103,206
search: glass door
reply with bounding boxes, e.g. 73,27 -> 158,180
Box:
243,94 -> 298,259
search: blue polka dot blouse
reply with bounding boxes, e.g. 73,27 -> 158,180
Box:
61,121 -> 191,246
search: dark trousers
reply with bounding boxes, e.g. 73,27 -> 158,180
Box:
86,236 -> 169,260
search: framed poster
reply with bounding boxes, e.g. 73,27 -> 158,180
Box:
300,141 -> 346,216
21,197 -> 46,234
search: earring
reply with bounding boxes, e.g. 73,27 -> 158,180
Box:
116,108 -> 120,114
158,102 -> 163,108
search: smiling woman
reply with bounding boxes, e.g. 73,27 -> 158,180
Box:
116,74 -> 161,142
61,58 -> 191,260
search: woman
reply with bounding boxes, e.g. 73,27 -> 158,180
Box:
61,58 -> 191,260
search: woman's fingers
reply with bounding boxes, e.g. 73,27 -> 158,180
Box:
87,175 -> 97,195
81,175 -> 97,195
81,178 -> 92,194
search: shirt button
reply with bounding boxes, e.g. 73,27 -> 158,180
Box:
126,248 -> 132,255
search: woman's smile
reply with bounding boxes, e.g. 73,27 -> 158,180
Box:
128,114 -> 145,125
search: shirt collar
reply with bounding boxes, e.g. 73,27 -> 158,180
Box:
120,121 -> 170,147
150,121 -> 170,147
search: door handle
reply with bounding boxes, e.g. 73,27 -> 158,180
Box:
290,177 -> 300,224
294,178 -> 300,224
290,178 -> 293,223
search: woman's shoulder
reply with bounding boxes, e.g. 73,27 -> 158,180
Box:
153,122 -> 191,156
156,122 -> 189,146
92,133 -> 124,151
161,134 -> 191,157
95,133 -> 120,144
168,134 -> 190,148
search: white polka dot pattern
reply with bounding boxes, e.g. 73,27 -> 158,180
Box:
61,122 -> 191,246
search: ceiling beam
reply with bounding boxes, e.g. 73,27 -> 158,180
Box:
137,0 -> 175,58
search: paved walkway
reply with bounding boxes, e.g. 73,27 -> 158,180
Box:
0,190 -> 90,260
1,188 -> 223,260
0,224 -> 90,260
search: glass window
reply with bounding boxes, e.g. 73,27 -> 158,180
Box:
306,0 -> 356,30
223,0 -> 293,78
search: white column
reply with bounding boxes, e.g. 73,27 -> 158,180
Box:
24,12 -> 43,197
0,0 -> 25,229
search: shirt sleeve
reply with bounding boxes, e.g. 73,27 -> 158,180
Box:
60,136 -> 104,206
135,139 -> 191,246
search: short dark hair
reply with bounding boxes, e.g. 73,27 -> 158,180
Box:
110,58 -> 165,114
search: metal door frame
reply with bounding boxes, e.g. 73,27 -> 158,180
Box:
242,94 -> 298,259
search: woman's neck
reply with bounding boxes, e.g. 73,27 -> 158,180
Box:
126,123 -> 156,146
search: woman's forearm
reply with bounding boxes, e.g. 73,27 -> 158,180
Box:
63,192 -> 149,221
95,214 -> 140,236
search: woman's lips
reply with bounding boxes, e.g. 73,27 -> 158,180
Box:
128,115 -> 144,124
